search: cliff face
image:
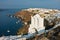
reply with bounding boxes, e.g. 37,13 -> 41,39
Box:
15,11 -> 32,22
17,25 -> 29,35
15,11 -> 33,35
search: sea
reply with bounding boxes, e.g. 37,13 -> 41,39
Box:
0,9 -> 23,37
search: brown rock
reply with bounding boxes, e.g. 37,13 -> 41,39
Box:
15,11 -> 33,22
17,25 -> 29,35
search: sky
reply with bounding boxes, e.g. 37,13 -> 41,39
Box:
0,0 -> 60,9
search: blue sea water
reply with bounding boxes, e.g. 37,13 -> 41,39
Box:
0,9 -> 23,37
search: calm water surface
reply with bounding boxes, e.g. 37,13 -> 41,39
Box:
0,9 -> 23,36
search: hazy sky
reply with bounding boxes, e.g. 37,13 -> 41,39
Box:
0,0 -> 60,9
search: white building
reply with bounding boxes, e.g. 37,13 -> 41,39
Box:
28,14 -> 45,35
